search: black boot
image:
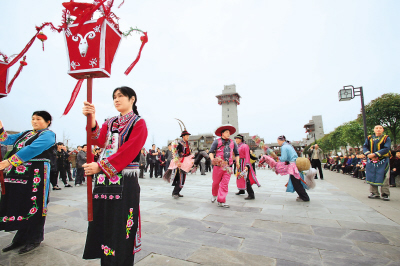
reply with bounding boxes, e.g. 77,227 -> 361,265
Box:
2,242 -> 23,252
18,243 -> 40,254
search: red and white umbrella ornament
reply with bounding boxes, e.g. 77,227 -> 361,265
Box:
0,0 -> 149,220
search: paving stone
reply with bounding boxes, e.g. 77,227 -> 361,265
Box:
142,221 -> 171,235
380,231 -> 400,247
240,238 -> 322,265
136,253 -> 200,266
47,204 -> 80,215
187,246 -> 275,265
276,259 -> 322,266
63,209 -> 87,219
261,208 -> 308,218
173,228 -> 243,250
307,212 -> 366,223
344,230 -> 390,244
43,228 -> 87,257
217,223 -> 281,243
354,241 -> 400,262
141,212 -> 177,224
281,215 -> 341,228
141,234 -> 201,260
320,249 -> 392,266
338,220 -> 400,233
0,243 -> 98,266
203,214 -> 255,226
311,225 -> 351,238
48,217 -> 88,233
252,220 -> 314,235
227,205 -> 262,213
168,217 -> 223,233
281,232 -> 363,255
134,249 -> 153,263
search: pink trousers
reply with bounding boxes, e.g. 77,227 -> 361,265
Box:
212,166 -> 231,203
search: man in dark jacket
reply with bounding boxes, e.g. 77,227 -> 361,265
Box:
139,148 -> 146,179
390,151 -> 400,187
149,144 -> 158,178
57,142 -> 72,187
76,144 -> 87,186
165,143 -> 173,171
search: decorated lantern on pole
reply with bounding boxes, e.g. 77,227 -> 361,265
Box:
64,18 -> 121,79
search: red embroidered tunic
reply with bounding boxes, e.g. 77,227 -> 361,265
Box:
91,113 -> 148,179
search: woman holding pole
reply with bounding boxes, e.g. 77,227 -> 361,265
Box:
81,86 -> 147,265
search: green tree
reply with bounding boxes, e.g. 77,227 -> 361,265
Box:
317,133 -> 333,155
342,120 -> 364,149
330,125 -> 347,154
358,93 -> 400,144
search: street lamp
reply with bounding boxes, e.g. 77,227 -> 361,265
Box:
338,85 -> 368,140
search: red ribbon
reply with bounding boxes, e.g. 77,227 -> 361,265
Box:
124,32 -> 148,75
62,79 -> 84,116
7,56 -> 27,94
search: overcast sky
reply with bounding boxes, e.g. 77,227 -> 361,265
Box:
1,0 -> 399,149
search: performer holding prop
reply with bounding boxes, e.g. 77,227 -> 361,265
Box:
163,119 -> 194,199
234,134 -> 260,200
264,135 -> 311,202
0,112 -> 55,254
209,124 -> 240,208
82,87 -> 147,265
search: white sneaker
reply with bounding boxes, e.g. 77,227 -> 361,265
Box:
76,184 -> 80,187
211,196 -> 217,203
217,202 -> 229,208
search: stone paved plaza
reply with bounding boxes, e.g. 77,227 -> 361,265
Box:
1,168 -> 400,266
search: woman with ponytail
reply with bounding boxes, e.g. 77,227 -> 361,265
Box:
81,86 -> 148,265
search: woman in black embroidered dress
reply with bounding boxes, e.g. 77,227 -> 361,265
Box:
82,87 -> 147,265
0,111 -> 55,254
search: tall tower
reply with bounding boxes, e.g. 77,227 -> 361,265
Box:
216,84 -> 241,134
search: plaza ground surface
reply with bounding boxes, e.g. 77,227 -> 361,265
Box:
1,168 -> 400,266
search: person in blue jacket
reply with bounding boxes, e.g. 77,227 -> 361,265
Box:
0,111 -> 55,254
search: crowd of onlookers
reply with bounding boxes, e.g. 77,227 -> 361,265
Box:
323,150 -> 400,187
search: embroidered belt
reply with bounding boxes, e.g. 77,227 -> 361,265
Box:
124,163 -> 139,170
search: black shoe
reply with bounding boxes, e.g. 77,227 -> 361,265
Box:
52,186 -> 61,190
178,194 -> 184,197
244,196 -> 255,200
18,243 -> 40,254
382,194 -> 390,201
314,177 -> 318,179
235,191 -> 245,195
2,242 -> 23,252
64,184 -> 73,188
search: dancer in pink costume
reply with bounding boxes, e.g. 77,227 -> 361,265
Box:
234,134 -> 260,200
259,155 -> 301,179
264,135 -> 310,202
208,125 -> 240,208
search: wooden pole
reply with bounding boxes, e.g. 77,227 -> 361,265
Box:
86,77 -> 93,221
